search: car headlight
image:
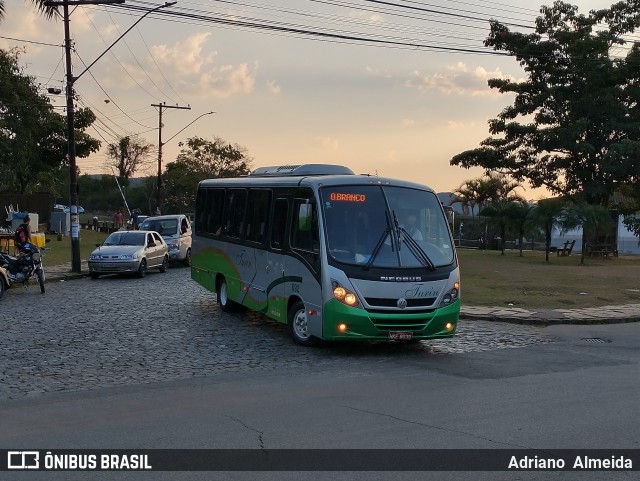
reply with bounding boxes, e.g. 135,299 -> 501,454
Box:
332,280 -> 359,307
119,254 -> 138,260
439,281 -> 460,307
89,254 -> 101,260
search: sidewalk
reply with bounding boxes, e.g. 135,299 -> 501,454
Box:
45,261 -> 90,282
41,264 -> 640,326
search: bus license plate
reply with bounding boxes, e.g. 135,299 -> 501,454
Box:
389,331 -> 413,341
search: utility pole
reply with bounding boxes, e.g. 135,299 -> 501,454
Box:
151,102 -> 191,214
45,0 -> 175,273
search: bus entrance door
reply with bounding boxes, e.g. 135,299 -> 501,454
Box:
251,249 -> 270,313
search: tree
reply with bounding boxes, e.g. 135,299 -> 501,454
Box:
475,174 -> 525,255
0,1 -> 57,22
162,136 -> 252,213
558,200 -> 616,265
450,1 -> 640,207
452,179 -> 482,218
508,201 -> 536,257
0,48 -> 100,193
107,135 -> 153,179
530,197 -> 567,262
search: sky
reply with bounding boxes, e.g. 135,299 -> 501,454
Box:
1,0 -> 611,199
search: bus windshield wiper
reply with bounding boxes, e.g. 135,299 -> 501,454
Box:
399,227 -> 436,270
391,210 -> 402,251
364,211 -> 394,270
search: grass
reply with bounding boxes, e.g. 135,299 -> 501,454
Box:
458,248 -> 640,309
38,230 -> 640,309
41,229 -> 109,266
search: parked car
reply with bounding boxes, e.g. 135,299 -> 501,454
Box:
138,215 -> 192,266
88,230 -> 168,279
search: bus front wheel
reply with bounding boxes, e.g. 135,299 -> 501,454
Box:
288,301 -> 318,346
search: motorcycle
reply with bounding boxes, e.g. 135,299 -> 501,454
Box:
0,242 -> 46,294
0,265 -> 9,300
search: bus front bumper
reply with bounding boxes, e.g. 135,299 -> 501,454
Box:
322,299 -> 459,341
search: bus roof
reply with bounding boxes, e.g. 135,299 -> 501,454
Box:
198,171 -> 436,193
250,164 -> 354,177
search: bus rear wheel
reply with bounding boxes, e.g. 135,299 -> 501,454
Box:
217,277 -> 239,313
288,301 -> 318,346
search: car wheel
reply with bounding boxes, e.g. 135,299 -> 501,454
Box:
159,255 -> 168,273
90,272 -> 100,279
288,301 -> 318,346
183,248 -> 191,267
36,268 -> 45,294
217,277 -> 238,312
137,259 -> 147,278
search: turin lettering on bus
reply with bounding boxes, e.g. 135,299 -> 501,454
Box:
329,193 -> 366,202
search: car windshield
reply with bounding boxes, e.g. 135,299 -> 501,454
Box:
103,232 -> 146,246
321,185 -> 454,268
139,219 -> 178,236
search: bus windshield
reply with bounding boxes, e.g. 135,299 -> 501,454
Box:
321,185 -> 454,268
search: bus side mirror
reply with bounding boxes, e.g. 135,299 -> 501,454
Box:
298,204 -> 312,232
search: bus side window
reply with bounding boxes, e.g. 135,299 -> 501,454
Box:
208,189 -> 225,236
246,189 -> 271,244
224,189 -> 246,239
196,188 -> 207,234
271,198 -> 288,249
291,198 -> 320,272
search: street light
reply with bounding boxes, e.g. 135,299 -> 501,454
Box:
155,110 -> 215,214
44,0 -> 176,273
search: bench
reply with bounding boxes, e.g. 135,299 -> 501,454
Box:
557,240 -> 576,256
587,244 -> 618,258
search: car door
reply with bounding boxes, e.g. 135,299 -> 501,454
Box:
153,232 -> 166,266
180,217 -> 192,259
146,233 -> 160,267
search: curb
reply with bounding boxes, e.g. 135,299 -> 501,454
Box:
46,272 -> 90,282
460,312 -> 640,326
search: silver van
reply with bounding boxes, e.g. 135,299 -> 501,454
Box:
138,215 -> 192,266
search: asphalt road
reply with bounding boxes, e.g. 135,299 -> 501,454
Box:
0,268 -> 638,481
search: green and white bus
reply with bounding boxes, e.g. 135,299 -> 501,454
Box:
191,164 -> 459,345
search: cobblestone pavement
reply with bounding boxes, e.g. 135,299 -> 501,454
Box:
0,268 -> 555,400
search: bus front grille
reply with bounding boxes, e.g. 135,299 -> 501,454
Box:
365,297 -> 437,308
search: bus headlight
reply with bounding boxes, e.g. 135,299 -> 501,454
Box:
439,281 -> 460,307
332,281 -> 359,307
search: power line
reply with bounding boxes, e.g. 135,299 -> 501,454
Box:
74,51 -> 155,129
0,35 -> 62,47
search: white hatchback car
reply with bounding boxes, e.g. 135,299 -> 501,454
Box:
138,215 -> 192,266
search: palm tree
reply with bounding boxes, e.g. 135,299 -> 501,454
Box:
453,179 -> 481,217
477,173 -> 524,254
508,201 -> 536,257
530,197 -> 567,262
0,1 -> 57,21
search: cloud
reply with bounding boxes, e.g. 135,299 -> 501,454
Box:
196,63 -> 256,98
316,136 -> 339,151
365,66 -> 392,78
447,120 -> 473,129
266,80 -> 281,94
405,62 -> 519,97
349,10 -> 383,23
99,23 -> 121,41
151,33 -> 215,75
402,119 -> 416,127
148,34 -> 256,98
